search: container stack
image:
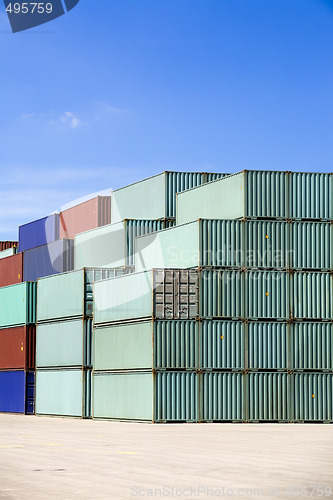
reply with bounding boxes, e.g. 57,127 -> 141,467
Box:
92,170 -> 333,422
35,267 -> 130,418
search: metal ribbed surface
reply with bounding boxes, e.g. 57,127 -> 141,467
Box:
154,269 -> 199,319
200,321 -> 244,370
0,282 -> 36,328
85,267 -> 131,317
244,220 -> 289,268
98,196 -> 111,227
290,222 -> 332,270
247,322 -> 288,370
201,372 -> 244,421
245,271 -> 289,320
165,172 -> 205,219
245,171 -> 287,219
289,172 -> 332,220
154,320 -> 198,369
292,323 -> 333,371
200,220 -> 243,267
154,371 -> 198,422
293,373 -> 333,422
291,272 -> 333,320
200,269 -> 243,319
84,370 -> 92,418
247,372 -> 289,421
126,220 -> 169,267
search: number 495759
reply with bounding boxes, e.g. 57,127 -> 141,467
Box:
6,3 -> 53,14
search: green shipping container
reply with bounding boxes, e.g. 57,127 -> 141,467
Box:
36,369 -> 92,418
0,282 -> 36,328
36,319 -> 93,369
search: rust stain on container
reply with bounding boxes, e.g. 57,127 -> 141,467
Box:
60,196 -> 111,239
0,326 -> 35,370
0,253 -> 23,287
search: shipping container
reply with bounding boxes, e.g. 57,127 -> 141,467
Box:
94,320 -> 198,371
290,222 -> 333,270
176,170 -> 332,225
201,372 -> 244,421
60,196 -> 111,239
75,219 -> 173,270
19,214 -> 59,252
0,282 -> 36,328
0,241 -> 17,251
246,322 -> 288,370
35,369 -> 91,418
200,269 -> 243,319
94,269 -> 199,325
0,246 -> 17,260
293,373 -> 333,422
0,371 -> 35,414
292,323 -> 333,371
93,370 -> 199,422
36,319 -> 92,369
244,271 -> 290,320
0,326 -> 35,370
291,272 -> 333,320
246,372 -> 290,422
201,321 -> 244,370
23,239 -> 74,282
111,171 -> 228,223
0,253 -> 23,287
37,267 -> 130,323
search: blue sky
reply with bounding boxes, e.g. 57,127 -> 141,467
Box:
0,0 -> 332,239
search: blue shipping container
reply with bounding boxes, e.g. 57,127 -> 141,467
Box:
19,214 -> 59,252
23,239 -> 74,282
0,371 -> 35,414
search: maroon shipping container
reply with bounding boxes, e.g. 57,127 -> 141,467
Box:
0,253 -> 23,288
0,242 -> 17,251
0,326 -> 35,370
59,196 -> 111,239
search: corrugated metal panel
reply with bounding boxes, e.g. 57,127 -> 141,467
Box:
83,370 -> 92,418
154,371 -> 198,422
292,323 -> 333,371
245,271 -> 289,320
85,267 -> 131,317
200,269 -> 243,319
126,220 -> 168,267
35,369 -> 86,417
293,373 -> 333,422
289,172 -> 332,220
25,371 -> 35,415
165,172 -> 205,219
0,247 -> 17,260
0,370 -> 34,414
154,320 -> 198,369
0,253 -> 23,287
19,214 -> 59,252
93,371 -> 153,421
0,326 -> 35,370
98,196 -> 111,227
245,170 -> 287,219
0,241 -> 17,251
60,196 -> 111,240
0,282 -> 36,328
201,372 -> 244,421
200,321 -> 244,370
36,319 -> 89,369
291,272 -> 333,320
247,372 -> 289,422
204,173 -> 229,183
247,323 -> 287,370
290,222 -> 332,270
154,269 -> 199,319
200,220 -> 243,267
244,220 -> 289,268
23,239 -> 74,282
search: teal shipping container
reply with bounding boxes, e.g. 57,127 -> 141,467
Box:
0,282 -> 36,328
37,267 -> 130,322
75,219 -> 174,270
111,171 -> 228,223
136,219 -> 332,272
246,372 -> 290,422
201,372 -> 244,422
94,269 -> 199,324
36,319 -> 93,369
0,247 -> 17,260
291,272 -> 333,320
93,371 -> 199,422
35,369 -> 92,418
292,373 -> 333,422
176,170 -> 332,225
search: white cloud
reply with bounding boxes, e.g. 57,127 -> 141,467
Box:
59,111 -> 83,129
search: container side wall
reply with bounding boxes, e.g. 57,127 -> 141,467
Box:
291,272 -> 333,320
289,172 -> 332,220
200,269 -> 243,319
23,240 -> 74,282
154,320 -> 198,369
200,220 -> 243,267
201,372 -> 244,421
165,172 -> 205,219
0,283 -> 29,328
19,214 -> 59,252
245,171 -> 287,219
292,323 -> 333,371
0,371 -> 26,413
0,247 -> 17,260
0,326 -> 35,370
200,321 -> 244,370
0,253 -> 23,287
245,271 -> 289,320
247,372 -> 289,421
36,370 -> 84,417
154,371 -> 198,422
244,221 -> 289,268
290,222 -> 332,270
293,373 -> 333,422
247,323 -> 288,370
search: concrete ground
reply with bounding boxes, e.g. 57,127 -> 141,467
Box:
0,415 -> 332,500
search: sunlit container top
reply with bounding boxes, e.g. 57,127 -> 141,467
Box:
37,267 -> 130,322
0,282 -> 36,328
176,170 -> 333,224
19,213 -> 59,252
74,219 -> 173,270
0,246 -> 17,260
111,171 -> 228,223
59,195 -> 111,239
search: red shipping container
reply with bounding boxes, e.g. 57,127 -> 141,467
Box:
59,196 -> 111,239
0,253 -> 23,287
0,241 -> 17,251
0,326 -> 35,370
